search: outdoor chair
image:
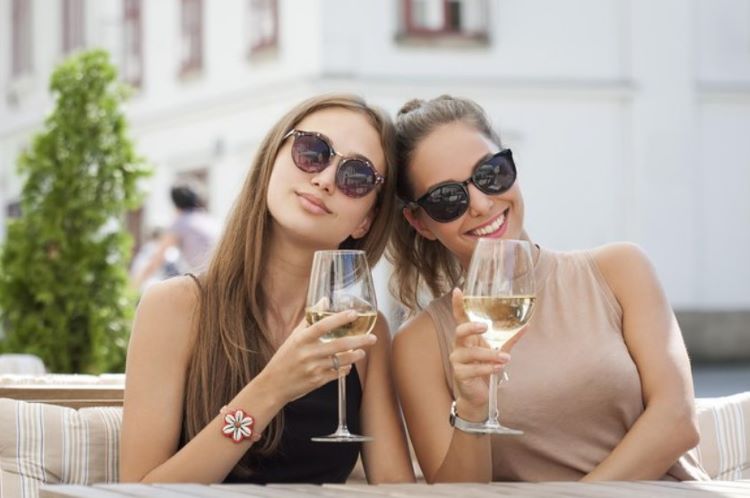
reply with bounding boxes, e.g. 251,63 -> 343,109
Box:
0,374 -> 747,497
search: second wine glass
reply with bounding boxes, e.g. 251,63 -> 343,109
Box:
462,238 -> 536,435
306,249 -> 377,443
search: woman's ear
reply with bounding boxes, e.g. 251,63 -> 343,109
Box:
350,210 -> 375,240
403,206 -> 437,240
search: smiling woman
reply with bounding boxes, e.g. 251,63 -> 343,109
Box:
388,95 -> 707,483
119,94 -> 414,485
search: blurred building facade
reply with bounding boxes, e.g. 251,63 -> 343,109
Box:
1,0 -> 748,358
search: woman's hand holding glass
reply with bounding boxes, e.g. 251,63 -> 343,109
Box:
450,288 -> 513,422
260,310 -> 376,405
454,238 -> 536,434
305,250 -> 378,442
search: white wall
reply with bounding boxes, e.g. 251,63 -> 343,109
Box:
696,0 -> 750,83
697,99 -> 750,308
322,0 -> 628,81
1,0 -> 749,312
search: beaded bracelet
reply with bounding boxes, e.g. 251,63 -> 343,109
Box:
220,405 -> 257,443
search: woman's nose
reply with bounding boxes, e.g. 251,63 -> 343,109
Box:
466,183 -> 493,218
310,159 -> 338,195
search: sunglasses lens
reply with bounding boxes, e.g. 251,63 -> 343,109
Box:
336,160 -> 377,198
292,134 -> 331,172
421,183 -> 469,222
473,153 -> 516,194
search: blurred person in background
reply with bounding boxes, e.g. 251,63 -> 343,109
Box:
129,227 -> 181,292
131,183 -> 221,289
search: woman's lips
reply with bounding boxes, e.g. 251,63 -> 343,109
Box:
297,192 -> 332,215
467,209 -> 509,238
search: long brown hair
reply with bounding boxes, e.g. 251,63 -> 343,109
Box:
183,94 -> 397,478
387,95 -> 502,312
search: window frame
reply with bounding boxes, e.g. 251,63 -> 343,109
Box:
247,0 -> 279,56
179,0 -> 203,76
61,0 -> 86,55
401,0 -> 488,40
11,0 -> 33,78
122,0 -> 143,89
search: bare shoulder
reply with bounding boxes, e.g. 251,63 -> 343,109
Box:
590,242 -> 659,296
393,310 -> 437,358
372,311 -> 392,342
139,275 -> 201,312
360,311 -> 392,374
130,276 -> 202,362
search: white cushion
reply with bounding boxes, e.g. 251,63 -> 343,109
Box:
0,399 -> 121,497
691,392 -> 750,480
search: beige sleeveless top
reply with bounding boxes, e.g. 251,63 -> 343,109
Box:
425,247 -> 708,481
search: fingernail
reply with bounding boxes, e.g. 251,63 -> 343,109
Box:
347,310 -> 357,319
492,364 -> 503,372
367,335 -> 377,343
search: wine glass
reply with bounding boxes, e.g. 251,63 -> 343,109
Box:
461,238 -> 536,435
306,250 -> 377,442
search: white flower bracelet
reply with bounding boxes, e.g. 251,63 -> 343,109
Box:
220,405 -> 259,444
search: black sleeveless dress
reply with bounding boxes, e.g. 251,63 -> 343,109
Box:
184,274 -> 362,483
225,367 -> 363,484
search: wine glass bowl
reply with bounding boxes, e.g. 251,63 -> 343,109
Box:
306,295 -> 378,343
461,239 -> 536,434
306,250 -> 377,442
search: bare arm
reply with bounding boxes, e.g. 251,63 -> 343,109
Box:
120,277 -> 377,483
583,243 -> 700,481
393,292 -> 509,483
359,313 -> 415,483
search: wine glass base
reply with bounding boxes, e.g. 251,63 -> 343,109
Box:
311,435 -> 373,443
460,423 -> 523,436
311,432 -> 373,443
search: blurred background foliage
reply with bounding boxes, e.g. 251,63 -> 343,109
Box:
0,49 -> 150,373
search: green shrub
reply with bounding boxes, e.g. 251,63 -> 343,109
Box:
0,49 -> 150,373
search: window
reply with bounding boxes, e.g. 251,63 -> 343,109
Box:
179,0 -> 203,75
62,0 -> 85,54
123,0 -> 143,88
6,201 -> 21,219
11,0 -> 33,78
403,0 -> 488,38
247,0 -> 278,55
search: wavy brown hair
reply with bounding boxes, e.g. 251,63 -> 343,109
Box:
182,94 -> 397,479
387,95 -> 502,312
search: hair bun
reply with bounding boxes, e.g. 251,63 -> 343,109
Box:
398,99 -> 424,116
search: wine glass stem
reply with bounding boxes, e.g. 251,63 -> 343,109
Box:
335,368 -> 349,434
488,369 -> 500,425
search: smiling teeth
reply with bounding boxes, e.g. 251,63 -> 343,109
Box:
471,213 -> 506,236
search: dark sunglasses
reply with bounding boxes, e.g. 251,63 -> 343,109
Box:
283,129 -> 385,198
407,149 -> 516,222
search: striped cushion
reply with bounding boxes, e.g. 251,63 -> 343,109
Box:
0,399 -> 121,498
691,392 -> 750,480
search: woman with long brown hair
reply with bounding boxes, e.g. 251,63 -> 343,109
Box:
120,94 -> 414,484
388,95 -> 707,483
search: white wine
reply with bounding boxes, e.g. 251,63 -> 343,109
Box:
463,295 -> 535,349
305,309 -> 378,342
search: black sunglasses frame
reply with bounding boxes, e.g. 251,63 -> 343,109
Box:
407,149 -> 516,222
283,129 -> 385,198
